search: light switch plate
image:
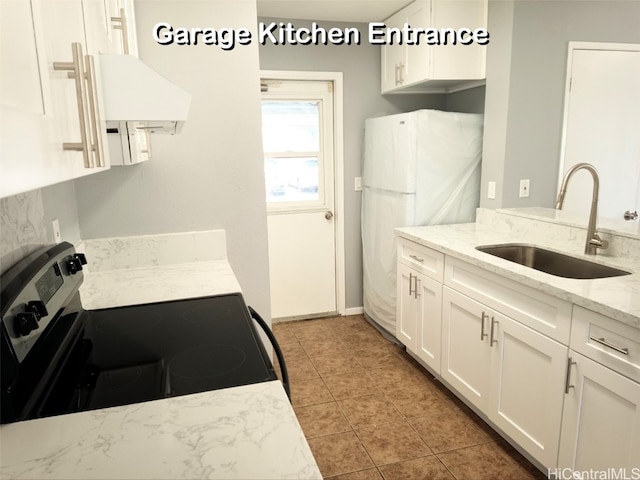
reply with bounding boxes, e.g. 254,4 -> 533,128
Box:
52,219 -> 62,243
487,181 -> 496,199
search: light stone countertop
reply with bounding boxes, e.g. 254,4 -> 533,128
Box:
396,221 -> 640,329
78,229 -> 242,309
79,259 -> 242,309
0,381 -> 321,480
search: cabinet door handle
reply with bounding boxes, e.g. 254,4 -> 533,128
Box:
589,336 -> 629,355
399,62 -> 405,84
490,317 -> 498,346
564,356 -> 577,394
395,64 -> 400,85
53,43 -> 92,168
111,8 -> 130,54
84,55 -> 104,168
414,277 -> 420,299
480,312 -> 488,340
408,273 -> 414,297
409,254 -> 424,263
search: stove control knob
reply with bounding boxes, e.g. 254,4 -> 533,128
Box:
28,300 -> 48,320
67,254 -> 87,275
15,312 -> 39,337
74,253 -> 87,265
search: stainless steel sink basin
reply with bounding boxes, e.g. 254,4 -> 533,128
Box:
475,244 -> 631,279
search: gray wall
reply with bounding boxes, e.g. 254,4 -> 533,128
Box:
73,1 -> 272,319
481,0 -> 640,209
259,18 -> 486,310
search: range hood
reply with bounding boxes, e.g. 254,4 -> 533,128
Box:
98,55 -> 191,134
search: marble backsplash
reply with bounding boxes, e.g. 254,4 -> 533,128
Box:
0,190 -> 48,275
476,207 -> 640,260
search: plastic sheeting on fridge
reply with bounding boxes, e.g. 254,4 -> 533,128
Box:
362,109 -> 484,336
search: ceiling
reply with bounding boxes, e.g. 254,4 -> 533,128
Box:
256,0 -> 415,23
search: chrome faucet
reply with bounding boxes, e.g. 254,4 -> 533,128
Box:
556,162 -> 608,255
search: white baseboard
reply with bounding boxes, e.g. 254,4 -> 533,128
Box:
344,306 -> 364,316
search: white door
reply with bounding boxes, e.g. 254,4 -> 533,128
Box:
261,79 -> 337,320
560,45 -> 640,220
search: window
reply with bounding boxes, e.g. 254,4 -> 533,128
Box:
262,100 -> 323,204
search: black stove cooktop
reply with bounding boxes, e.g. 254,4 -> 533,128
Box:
41,294 -> 277,417
0,243 -> 281,424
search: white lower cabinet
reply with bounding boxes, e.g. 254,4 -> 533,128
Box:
396,239 -> 584,471
441,287 -> 492,410
397,238 -> 640,472
558,306 -> 640,471
489,308 -> 568,468
558,351 -> 640,471
441,286 -> 568,468
397,263 -> 442,372
397,263 -> 419,351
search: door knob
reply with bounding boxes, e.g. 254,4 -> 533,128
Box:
325,211 -> 334,220
624,210 -> 638,221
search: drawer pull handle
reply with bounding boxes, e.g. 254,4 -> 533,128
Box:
480,312 -> 488,341
589,336 -> 629,355
409,254 -> 424,263
565,356 -> 576,394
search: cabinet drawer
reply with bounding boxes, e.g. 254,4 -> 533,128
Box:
570,306 -> 640,383
444,257 -> 572,344
397,239 -> 444,282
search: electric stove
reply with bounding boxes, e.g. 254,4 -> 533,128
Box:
1,242 -> 287,424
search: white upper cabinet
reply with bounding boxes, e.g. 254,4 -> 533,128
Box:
381,0 -> 488,94
0,1 -> 44,117
83,0 -> 139,55
83,0 -> 115,54
0,0 -> 144,199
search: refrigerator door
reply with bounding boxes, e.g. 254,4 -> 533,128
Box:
362,187 -> 415,334
363,112 -> 417,193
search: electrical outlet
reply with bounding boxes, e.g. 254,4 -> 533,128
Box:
519,179 -> 530,198
487,181 -> 496,199
52,219 -> 62,243
354,176 -> 362,191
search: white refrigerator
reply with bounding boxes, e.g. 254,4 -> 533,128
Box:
362,109 -> 484,336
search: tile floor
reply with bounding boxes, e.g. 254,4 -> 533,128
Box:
272,314 -> 547,480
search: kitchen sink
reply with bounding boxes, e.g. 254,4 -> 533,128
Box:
475,243 -> 631,279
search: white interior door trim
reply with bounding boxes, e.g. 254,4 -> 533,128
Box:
260,69 -> 346,316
